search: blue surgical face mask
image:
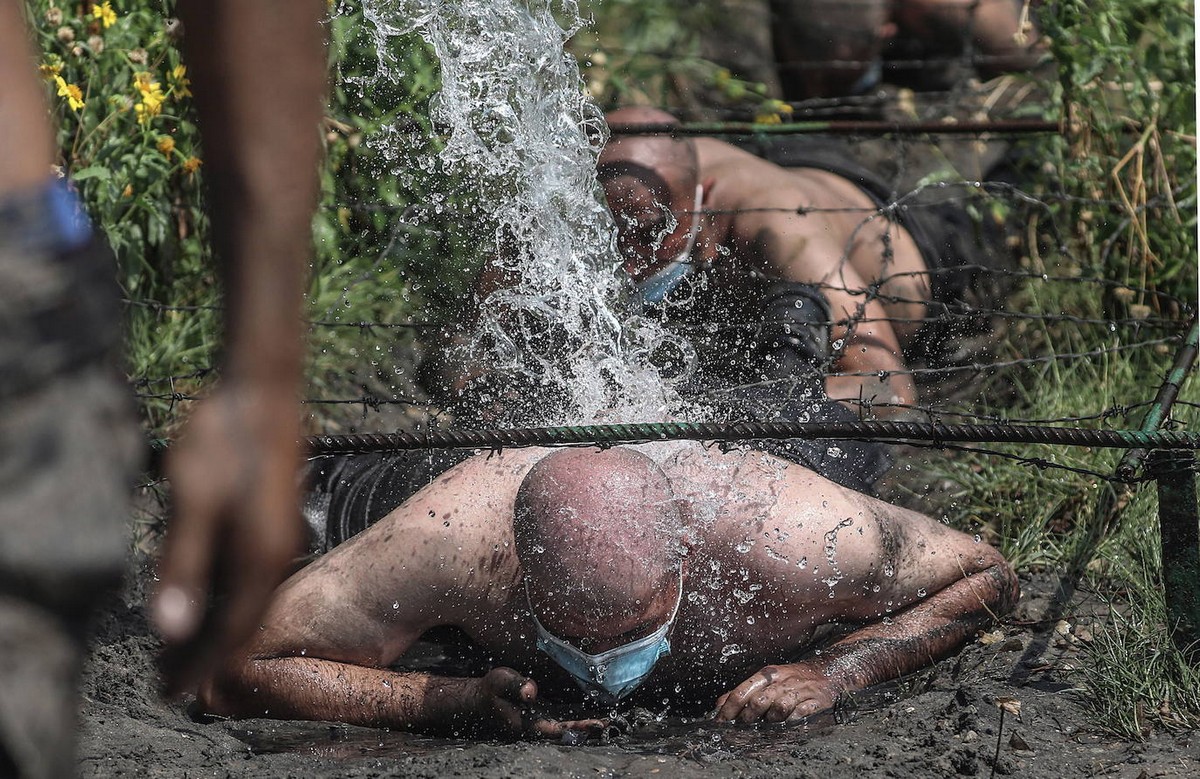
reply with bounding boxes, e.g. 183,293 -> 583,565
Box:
526,569 -> 684,703
849,56 -> 883,95
634,183 -> 704,309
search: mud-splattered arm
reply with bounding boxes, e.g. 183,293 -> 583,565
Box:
199,655 -> 584,737
715,548 -> 1018,724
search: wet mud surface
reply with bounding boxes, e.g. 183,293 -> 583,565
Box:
80,564 -> 1200,778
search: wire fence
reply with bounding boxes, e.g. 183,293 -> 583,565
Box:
128,0 -> 1196,493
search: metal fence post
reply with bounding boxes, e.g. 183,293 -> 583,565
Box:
1151,449 -> 1200,650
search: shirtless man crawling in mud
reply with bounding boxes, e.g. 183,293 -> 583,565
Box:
198,443 -> 1017,736
601,107 -> 1006,416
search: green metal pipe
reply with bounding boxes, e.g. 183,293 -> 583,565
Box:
607,119 -> 1063,138
1117,318 -> 1200,480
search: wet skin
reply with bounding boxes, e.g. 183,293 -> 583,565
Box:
602,135 -> 933,412
199,443 -> 1017,734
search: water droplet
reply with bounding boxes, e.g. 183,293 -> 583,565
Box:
392,601 -> 400,609
797,556 -> 808,569
733,588 -> 755,605
735,539 -> 754,553
917,588 -> 927,597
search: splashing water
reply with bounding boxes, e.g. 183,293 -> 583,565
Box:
357,0 -> 689,425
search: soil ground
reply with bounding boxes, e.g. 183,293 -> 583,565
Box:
79,559 -> 1200,779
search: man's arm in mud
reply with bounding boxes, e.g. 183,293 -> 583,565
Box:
714,493 -> 1019,724
716,548 -> 1017,723
201,652 -> 564,736
196,530 -> 597,737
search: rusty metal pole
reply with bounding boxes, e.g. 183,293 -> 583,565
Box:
1150,449 -> 1200,650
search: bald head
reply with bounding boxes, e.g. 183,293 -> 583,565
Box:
514,447 -> 684,625
600,108 -> 698,195
599,109 -> 701,278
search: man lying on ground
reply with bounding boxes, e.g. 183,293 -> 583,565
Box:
198,443 -> 1017,735
600,107 -> 1009,420
770,0 -> 1044,99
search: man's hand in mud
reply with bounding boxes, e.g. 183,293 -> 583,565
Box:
153,381 -> 306,697
471,668 -> 607,738
714,663 -> 840,724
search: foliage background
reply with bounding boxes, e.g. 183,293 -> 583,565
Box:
25,0 -> 1200,738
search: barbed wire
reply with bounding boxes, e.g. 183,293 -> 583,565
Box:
607,118 -> 1063,137
588,47 -> 1040,75
894,439 -> 1148,483
128,373 -> 1194,431
127,330 -> 1186,397
128,4 -> 1198,486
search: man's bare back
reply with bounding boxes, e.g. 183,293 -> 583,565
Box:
199,443 -> 1016,734
599,109 -> 971,413
688,139 -> 932,407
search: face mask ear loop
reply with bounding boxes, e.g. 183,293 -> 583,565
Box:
678,182 -> 703,266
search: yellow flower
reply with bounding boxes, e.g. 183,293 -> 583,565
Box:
121,183 -> 133,198
135,101 -> 161,124
134,71 -> 161,98
181,156 -> 202,176
156,136 -> 176,158
134,72 -> 166,125
39,62 -> 63,79
54,74 -> 85,112
170,64 -> 192,98
92,2 -> 117,29
754,99 -> 793,125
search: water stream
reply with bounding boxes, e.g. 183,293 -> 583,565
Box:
358,0 -> 690,427
292,0 -> 804,761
